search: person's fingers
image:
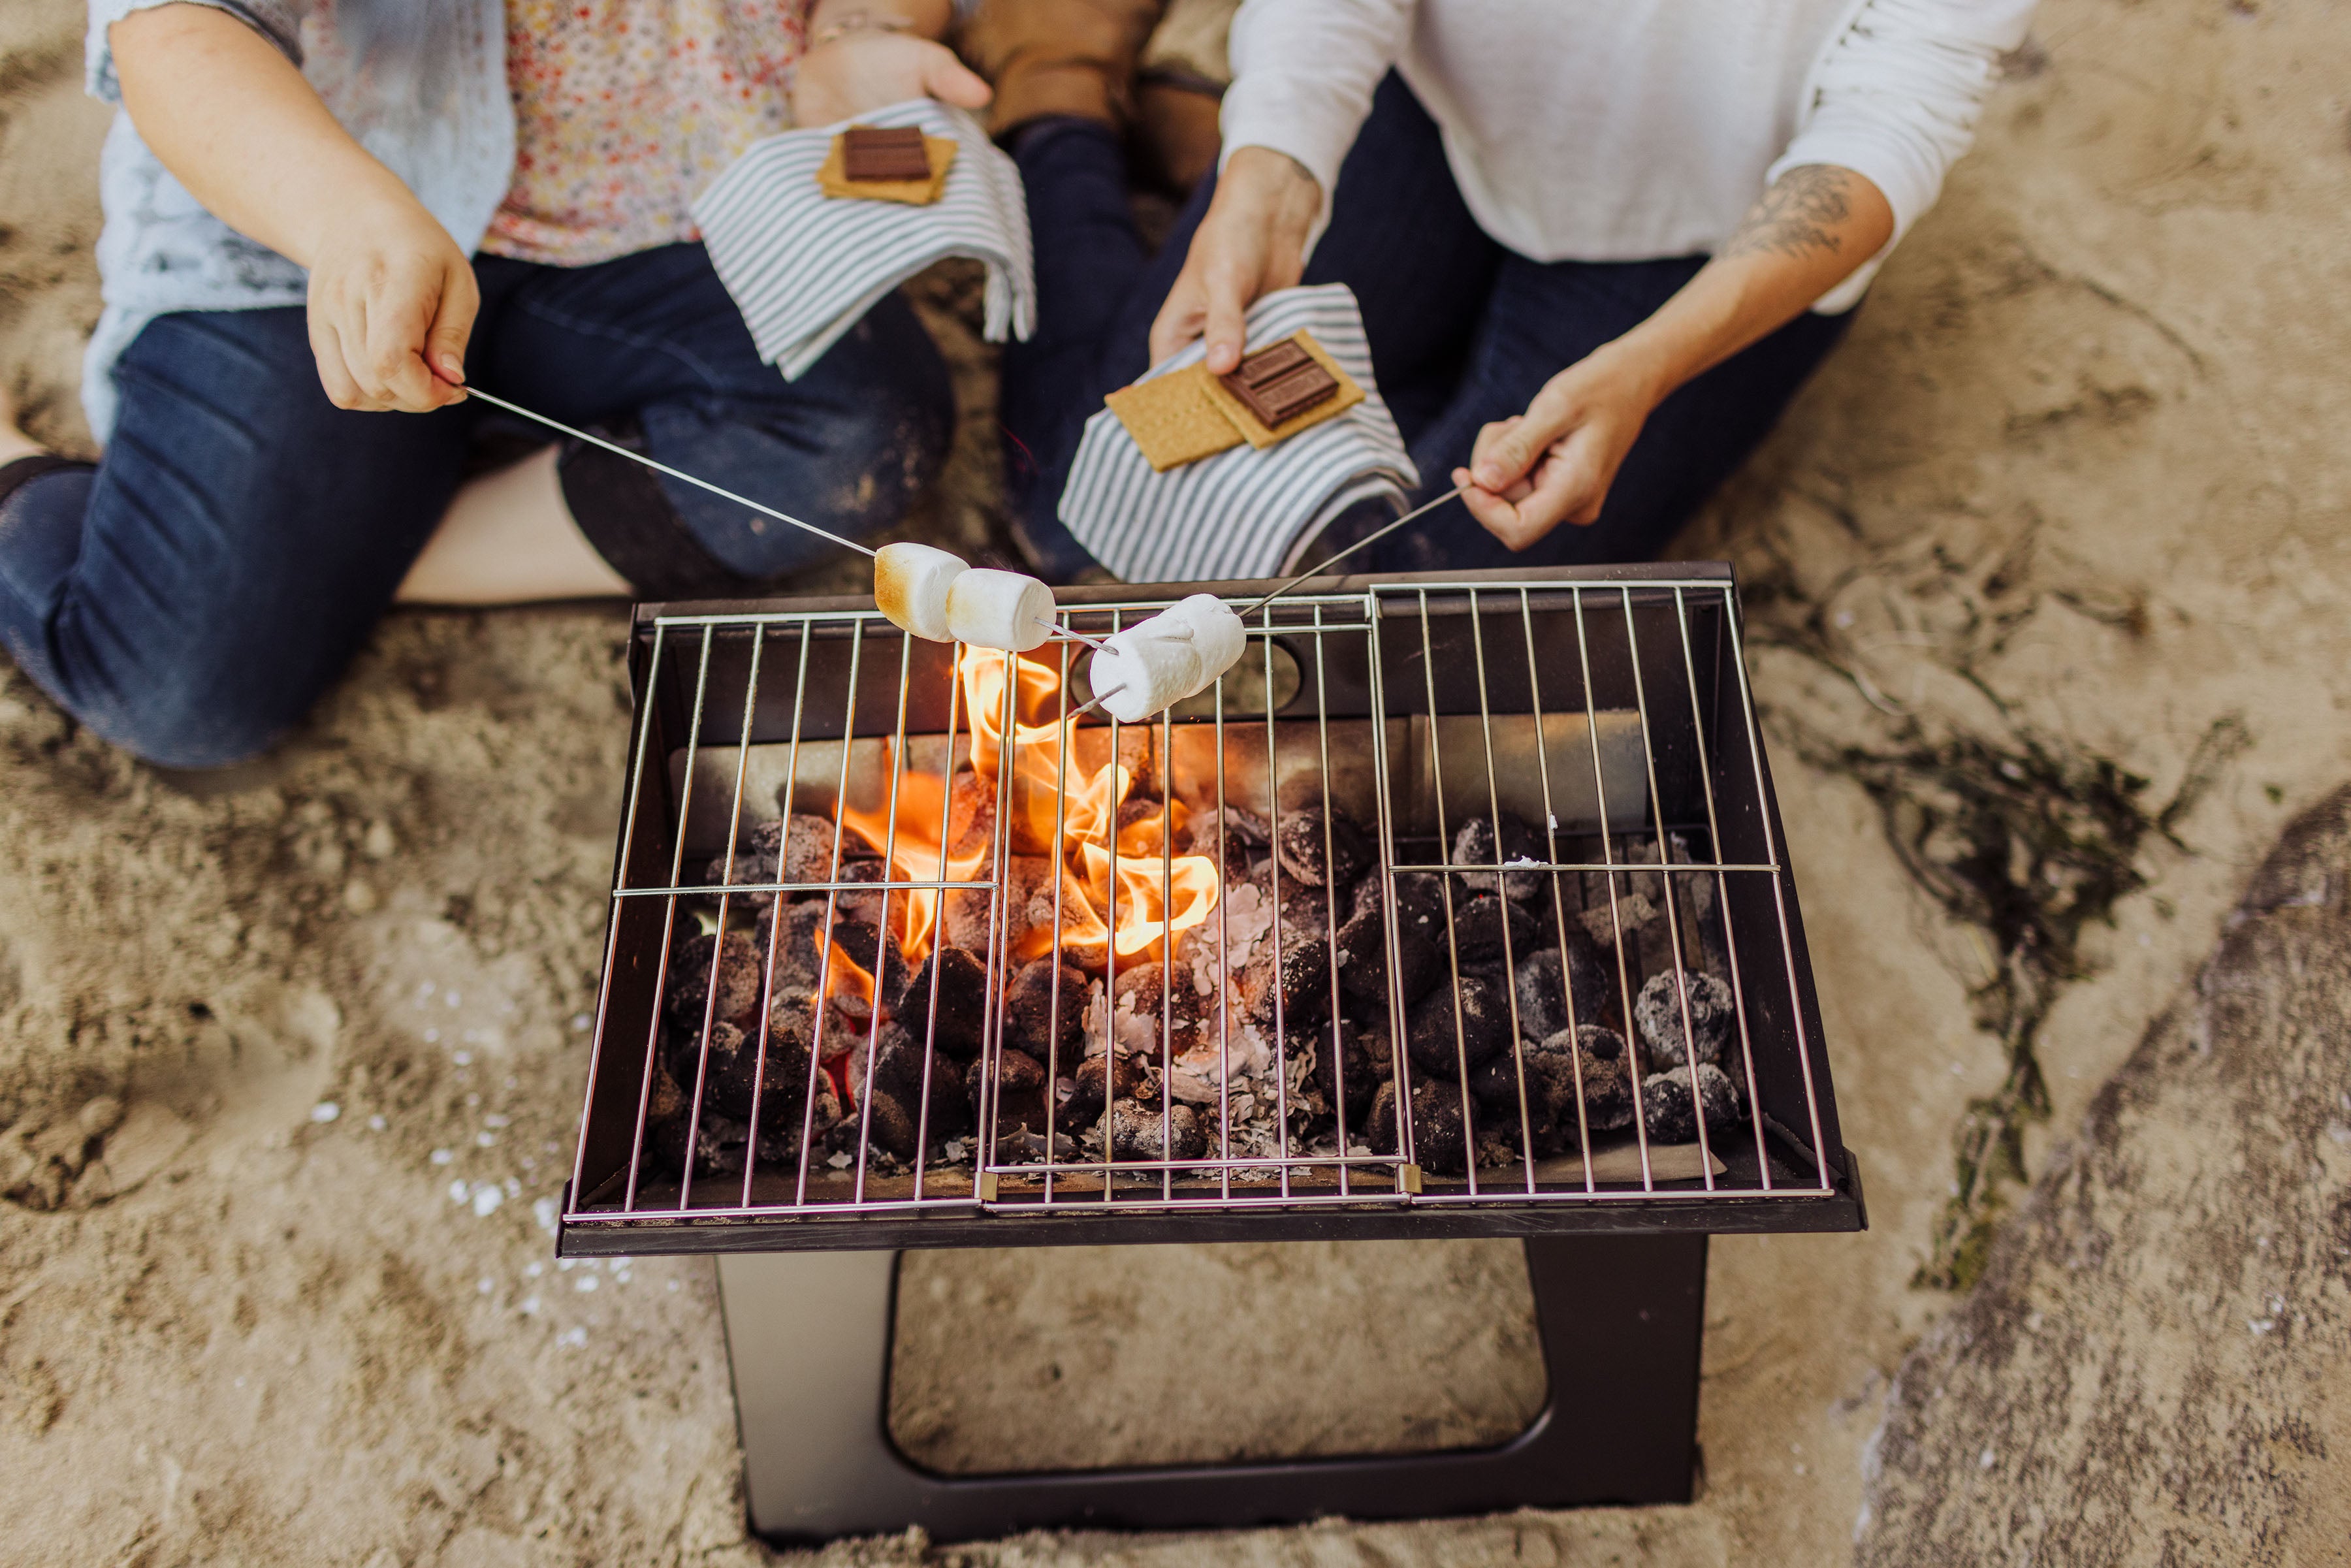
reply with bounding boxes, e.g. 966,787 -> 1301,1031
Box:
919,45 -> 994,108
1148,269 -> 1209,364
352,261 -> 436,411
1473,378 -> 1583,491
424,255 -> 479,398
309,311 -> 366,411
1200,260 -> 1254,376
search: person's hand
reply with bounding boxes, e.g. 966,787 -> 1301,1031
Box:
302,195 -> 477,413
1147,147 -> 1320,373
790,29 -> 991,127
1452,344 -> 1668,550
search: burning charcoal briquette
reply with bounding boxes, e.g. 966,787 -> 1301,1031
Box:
673,1016 -> 816,1130
1511,934 -> 1610,1042
829,858 -> 893,929
1063,1048 -> 1145,1128
1004,959 -> 1087,1063
1450,812 -> 1550,906
1639,1062 -> 1744,1144
1363,1079 -> 1476,1175
896,946 -> 991,1059
848,1023 -> 970,1142
968,1048 -> 1049,1136
665,928 -> 765,1032
1302,1019 -> 1381,1130
1239,931 -> 1330,1029
1273,808 -> 1371,892
1633,970 -> 1736,1072
1403,971 -> 1512,1076
1448,893 -> 1539,968
1551,1024 -> 1635,1134
1109,1099 -> 1207,1162
701,818 -> 781,906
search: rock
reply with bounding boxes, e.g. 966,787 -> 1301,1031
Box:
1857,786 -> 2351,1565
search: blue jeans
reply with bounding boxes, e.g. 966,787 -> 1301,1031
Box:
0,242 -> 952,768
1001,75 -> 1853,581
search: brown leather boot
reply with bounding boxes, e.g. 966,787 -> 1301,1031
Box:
1134,0 -> 1236,193
957,0 -> 1166,138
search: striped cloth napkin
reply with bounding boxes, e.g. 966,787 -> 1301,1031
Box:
692,100 -> 1034,381
1059,284 -> 1418,585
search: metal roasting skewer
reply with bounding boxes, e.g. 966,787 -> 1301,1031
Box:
455,387 -> 1107,652
1234,483 -> 1471,618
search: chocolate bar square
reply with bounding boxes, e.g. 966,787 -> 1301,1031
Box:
842,125 -> 933,183
1220,339 -> 1339,427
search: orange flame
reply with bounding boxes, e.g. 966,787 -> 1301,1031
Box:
832,644 -> 1221,976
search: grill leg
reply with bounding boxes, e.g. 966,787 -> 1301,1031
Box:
720,1234 -> 1706,1544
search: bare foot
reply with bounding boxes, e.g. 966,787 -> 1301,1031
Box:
0,382 -> 48,465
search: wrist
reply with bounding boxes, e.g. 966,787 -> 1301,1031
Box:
1584,331 -> 1682,414
805,0 -> 948,45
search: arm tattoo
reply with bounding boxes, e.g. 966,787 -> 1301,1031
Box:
1719,164 -> 1858,262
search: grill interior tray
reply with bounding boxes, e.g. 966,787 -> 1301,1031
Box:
561,564 -> 1863,1256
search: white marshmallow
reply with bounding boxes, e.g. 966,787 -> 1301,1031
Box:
873,542 -> 966,641
1164,594 -> 1246,685
944,568 -> 1057,652
1087,596 -> 1245,723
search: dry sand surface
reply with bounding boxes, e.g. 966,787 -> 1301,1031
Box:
4,0 -> 2350,1563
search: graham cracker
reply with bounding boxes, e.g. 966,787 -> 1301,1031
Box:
1104,363 -> 1247,472
1200,329 -> 1364,449
816,133 -> 957,205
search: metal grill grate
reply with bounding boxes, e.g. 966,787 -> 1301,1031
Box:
560,565 -> 1861,1255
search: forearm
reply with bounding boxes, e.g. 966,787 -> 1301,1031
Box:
1604,165 -> 1895,407
110,4 -> 417,269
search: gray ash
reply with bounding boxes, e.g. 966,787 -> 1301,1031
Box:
1639,1061 -> 1745,1144
1273,808 -> 1371,891
1450,812 -> 1550,906
1003,958 -> 1087,1064
1403,970 -> 1512,1076
1633,970 -> 1735,1072
896,946 -> 990,1059
1109,1099 -> 1207,1162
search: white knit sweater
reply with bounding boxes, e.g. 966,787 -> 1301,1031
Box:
1219,0 -> 2037,312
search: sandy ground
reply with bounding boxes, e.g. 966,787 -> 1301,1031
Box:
3,0 -> 2350,1563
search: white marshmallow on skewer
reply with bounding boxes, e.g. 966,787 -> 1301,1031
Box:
1088,594 -> 1249,722
873,541 -> 967,641
944,568 -> 1057,652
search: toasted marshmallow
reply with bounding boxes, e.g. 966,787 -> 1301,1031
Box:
1088,595 -> 1248,722
944,568 -> 1057,652
873,542 -> 966,641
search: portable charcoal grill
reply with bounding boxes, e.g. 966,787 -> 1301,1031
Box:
560,562 -> 1863,1541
